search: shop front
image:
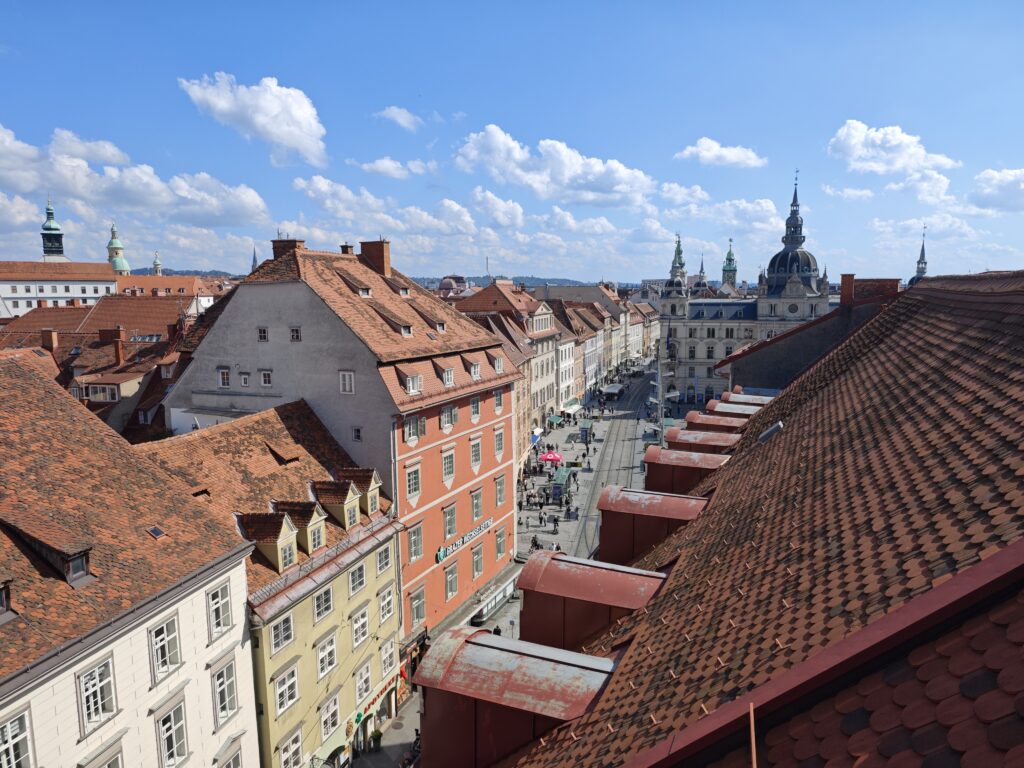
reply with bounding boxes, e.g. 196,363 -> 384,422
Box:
347,672 -> 402,758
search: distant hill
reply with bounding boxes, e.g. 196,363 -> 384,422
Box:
131,268 -> 236,278
410,275 -> 589,288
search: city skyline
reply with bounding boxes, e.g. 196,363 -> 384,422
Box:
1,2 -> 1022,281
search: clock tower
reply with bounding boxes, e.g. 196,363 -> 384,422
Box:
40,199 -> 68,262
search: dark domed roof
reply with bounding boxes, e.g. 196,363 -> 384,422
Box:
764,184 -> 824,296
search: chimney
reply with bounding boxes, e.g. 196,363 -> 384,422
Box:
339,243 -> 355,255
98,326 -> 128,343
272,239 -> 305,260
359,239 -> 391,277
114,338 -> 125,367
40,328 -> 58,351
167,322 -> 179,342
840,274 -> 855,308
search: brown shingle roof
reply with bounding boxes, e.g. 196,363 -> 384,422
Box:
244,246 -> 507,363
0,260 -> 116,281
138,400 -> 389,593
0,355 -> 245,680
504,271 -> 1024,767
3,295 -> 187,337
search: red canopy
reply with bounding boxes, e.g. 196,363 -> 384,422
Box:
539,451 -> 563,463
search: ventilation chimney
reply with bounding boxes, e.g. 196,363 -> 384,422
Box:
272,239 -> 305,260
339,243 -> 354,255
114,338 -> 125,367
98,326 -> 128,343
840,274 -> 855,308
360,239 -> 391,277
40,328 -> 58,351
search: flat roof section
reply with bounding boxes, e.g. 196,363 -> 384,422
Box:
721,391 -> 775,405
597,485 -> 708,520
413,627 -> 613,721
643,445 -> 731,470
706,399 -> 761,416
517,550 -> 666,609
664,428 -> 741,450
683,411 -> 749,430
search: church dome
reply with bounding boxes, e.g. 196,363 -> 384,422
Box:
764,184 -> 823,296
110,255 -> 130,273
41,202 -> 62,232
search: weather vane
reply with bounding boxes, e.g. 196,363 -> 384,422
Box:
794,168 -> 800,186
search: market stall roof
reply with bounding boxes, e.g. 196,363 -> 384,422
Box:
551,467 -> 571,486
548,414 -> 564,426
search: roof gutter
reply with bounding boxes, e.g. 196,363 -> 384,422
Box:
620,538 -> 1024,768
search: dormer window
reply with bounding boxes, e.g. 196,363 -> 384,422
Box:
67,553 -> 89,584
436,322 -> 446,333
406,374 -> 422,395
0,583 -> 9,616
310,525 -> 324,551
471,362 -> 481,380
443,368 -> 455,387
401,324 -> 412,337
369,492 -> 378,514
346,503 -> 359,529
494,357 -> 504,374
400,287 -> 410,296
359,287 -> 371,297
280,542 -> 296,569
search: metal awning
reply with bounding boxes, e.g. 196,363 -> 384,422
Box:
551,467 -> 571,486
562,398 -> 582,415
548,415 -> 564,426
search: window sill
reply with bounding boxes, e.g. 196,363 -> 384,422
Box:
212,708 -> 241,736
206,626 -> 235,649
150,663 -> 185,691
77,709 -> 124,744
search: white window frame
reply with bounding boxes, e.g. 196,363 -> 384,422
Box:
156,701 -> 188,768
207,581 -> 232,641
212,659 -> 238,727
445,563 -> 458,601
280,541 -> 295,569
0,711 -> 32,768
260,370 -> 273,387
376,545 -> 391,574
279,728 -> 302,768
270,613 -> 294,655
472,544 -> 483,579
78,655 -> 117,734
310,524 -> 324,550
495,429 -> 504,457
149,615 -> 181,683
408,524 -> 423,561
313,587 -> 333,623
494,356 -> 504,374
218,369 -> 230,389
496,528 -> 507,559
471,362 -> 481,380
275,665 -> 299,716
317,635 -> 337,680
405,374 -> 422,395
379,586 -> 394,624
470,439 -> 481,467
495,474 -> 506,506
381,639 -> 396,674
444,504 -> 457,539
352,608 -> 369,647
442,451 -> 455,482
356,661 -> 372,703
239,372 -> 249,387
410,588 -> 426,626
471,489 -> 483,521
443,367 -> 454,387
406,466 -> 421,498
320,693 -> 341,741
339,370 -> 355,394
470,396 -> 481,420
349,563 -> 366,596
494,389 -> 504,412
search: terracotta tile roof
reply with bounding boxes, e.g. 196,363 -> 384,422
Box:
0,347 -> 59,378
137,400 -> 390,594
707,585 -> 1024,768
311,480 -> 357,505
2,295 -> 187,337
335,468 -> 378,493
117,275 -> 233,297
0,355 -> 246,681
244,246 -> 508,363
502,271 -> 1024,768
237,512 -> 288,543
273,501 -> 320,528
0,260 -> 116,281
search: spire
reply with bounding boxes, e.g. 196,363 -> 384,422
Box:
106,222 -> 131,276
782,171 -> 806,249
153,250 -> 162,276
251,246 -> 258,273
722,237 -> 738,287
915,225 -> 928,279
669,233 -> 687,280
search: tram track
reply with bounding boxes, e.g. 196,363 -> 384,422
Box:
572,373 -> 653,557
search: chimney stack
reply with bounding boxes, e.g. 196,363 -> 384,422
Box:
40,328 -> 58,351
98,326 -> 128,343
271,239 -> 305,260
339,243 -> 354,255
359,239 -> 391,277
840,274 -> 855,308
114,338 -> 125,367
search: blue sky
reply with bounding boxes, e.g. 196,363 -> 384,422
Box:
1,1 -> 1022,282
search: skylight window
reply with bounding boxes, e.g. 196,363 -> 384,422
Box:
359,287 -> 371,297
401,325 -> 412,337
147,526 -> 166,539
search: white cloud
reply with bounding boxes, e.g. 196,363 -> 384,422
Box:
535,205 -> 616,235
884,170 -> 953,206
374,106 -> 424,133
0,123 -> 269,228
664,197 -> 783,234
455,124 -> 656,208
357,156 -> 411,180
822,184 -> 873,200
828,119 -> 959,175
50,128 -> 130,165
674,137 -> 767,168
0,191 -> 38,230
352,156 -> 438,180
871,212 -> 980,243
406,159 -> 438,175
971,168 -> 1024,212
471,186 -> 524,228
178,72 -> 327,167
660,182 -> 710,205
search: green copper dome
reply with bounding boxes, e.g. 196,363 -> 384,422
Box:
106,223 -> 124,250
110,255 -> 130,273
42,201 -> 62,232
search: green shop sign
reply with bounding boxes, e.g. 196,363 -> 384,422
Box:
436,518 -> 493,562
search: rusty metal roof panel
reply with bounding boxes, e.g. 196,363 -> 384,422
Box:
683,411 -> 749,429
517,550 -> 666,609
663,428 -> 742,448
597,485 -> 708,520
643,446 -> 731,469
706,399 -> 761,416
721,392 -> 774,405
414,627 -> 612,720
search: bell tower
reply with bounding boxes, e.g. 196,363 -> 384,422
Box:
40,198 -> 67,262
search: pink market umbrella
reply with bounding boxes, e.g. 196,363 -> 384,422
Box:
539,451 -> 563,463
